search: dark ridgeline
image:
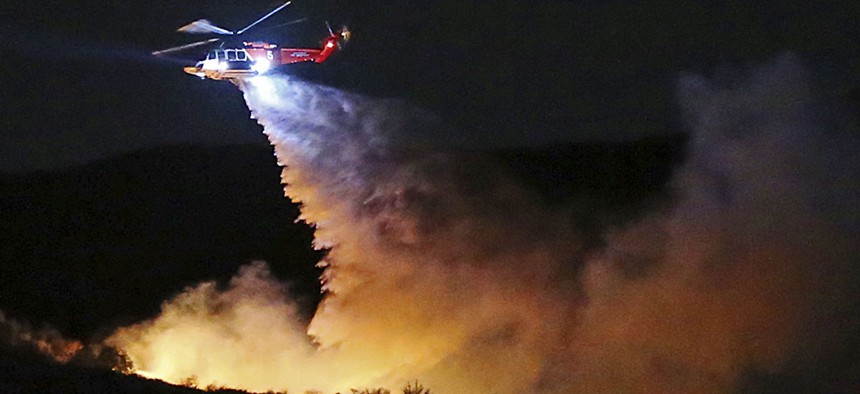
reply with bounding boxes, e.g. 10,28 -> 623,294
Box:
0,342 -> 205,394
497,134 -> 685,250
0,144 -> 325,339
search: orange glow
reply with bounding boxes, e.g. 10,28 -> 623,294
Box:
0,310 -> 84,363
108,57 -> 860,393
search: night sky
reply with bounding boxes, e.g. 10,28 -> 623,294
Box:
3,0 -> 859,171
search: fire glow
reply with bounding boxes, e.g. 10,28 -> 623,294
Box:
106,55 -> 860,393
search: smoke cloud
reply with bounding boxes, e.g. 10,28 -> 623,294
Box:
551,55 -> 860,393
107,54 -> 860,393
0,309 -> 83,363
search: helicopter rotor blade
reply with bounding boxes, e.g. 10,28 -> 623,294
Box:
177,19 -> 234,35
152,38 -> 221,56
236,1 -> 291,35
260,17 -> 308,31
250,17 -> 308,35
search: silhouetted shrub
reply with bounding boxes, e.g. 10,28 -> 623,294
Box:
179,375 -> 198,388
402,381 -> 430,394
346,381 -> 431,394
351,388 -> 390,394
69,344 -> 134,374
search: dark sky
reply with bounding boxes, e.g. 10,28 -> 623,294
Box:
2,0 -> 859,172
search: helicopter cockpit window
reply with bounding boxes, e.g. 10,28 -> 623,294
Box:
224,49 -> 248,61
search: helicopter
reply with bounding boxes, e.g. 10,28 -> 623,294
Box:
153,1 -> 350,82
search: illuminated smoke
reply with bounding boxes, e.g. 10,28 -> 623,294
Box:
109,74 -> 583,392
108,54 -> 860,393
0,309 -> 83,363
107,262 -> 331,390
550,55 -> 860,392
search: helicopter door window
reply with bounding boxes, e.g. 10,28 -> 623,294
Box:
226,49 -> 242,61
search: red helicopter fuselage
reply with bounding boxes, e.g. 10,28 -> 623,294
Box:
246,35 -> 339,66
183,33 -> 344,81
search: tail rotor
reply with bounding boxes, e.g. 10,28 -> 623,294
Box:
325,21 -> 351,49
